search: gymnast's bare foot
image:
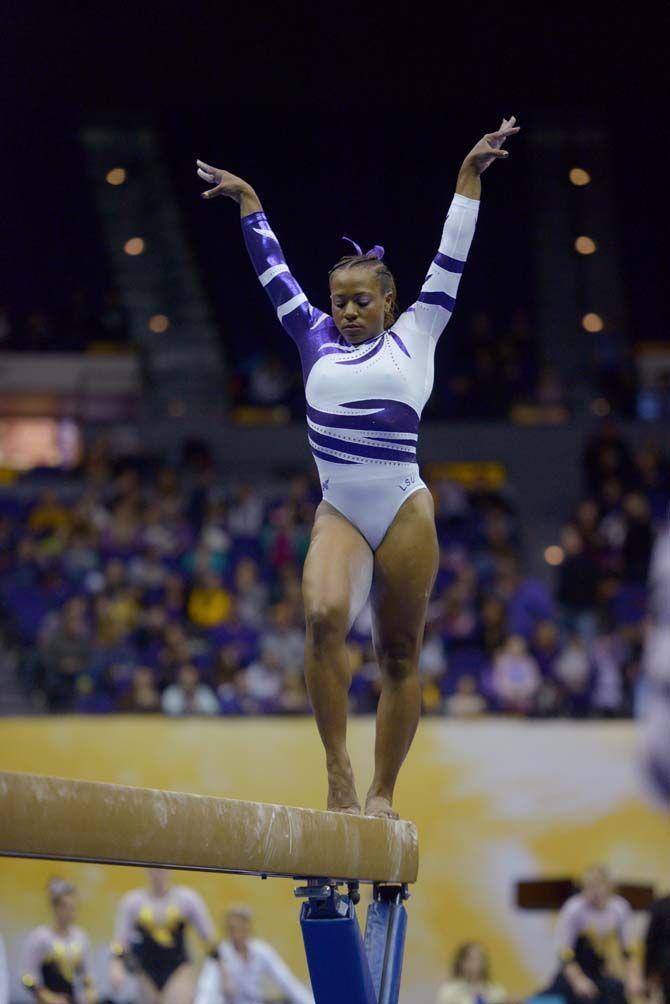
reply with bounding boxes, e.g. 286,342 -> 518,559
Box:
327,754 -> 361,814
364,790 -> 399,819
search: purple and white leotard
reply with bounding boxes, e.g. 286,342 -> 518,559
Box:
242,193 -> 479,549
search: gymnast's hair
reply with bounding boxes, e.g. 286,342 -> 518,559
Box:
47,877 -> 76,904
329,254 -> 398,329
451,941 -> 490,980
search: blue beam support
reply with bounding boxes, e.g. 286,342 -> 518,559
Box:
300,889 -> 377,1004
364,888 -> 408,1004
298,881 -> 409,1004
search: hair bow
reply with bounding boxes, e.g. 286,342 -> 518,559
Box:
341,236 -> 385,260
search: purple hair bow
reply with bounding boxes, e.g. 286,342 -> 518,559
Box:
342,236 -> 385,260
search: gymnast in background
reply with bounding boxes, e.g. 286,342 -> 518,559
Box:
109,869 -> 216,1004
197,117 -> 518,818
543,865 -> 643,1004
21,879 -> 97,1004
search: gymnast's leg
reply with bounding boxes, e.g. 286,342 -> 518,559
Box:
302,500 -> 374,813
136,973 -> 161,1004
366,488 -> 439,818
162,964 -> 195,1004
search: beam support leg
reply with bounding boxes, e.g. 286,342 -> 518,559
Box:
298,881 -> 377,1004
363,884 -> 409,1004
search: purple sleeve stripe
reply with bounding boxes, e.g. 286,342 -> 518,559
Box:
433,251 -> 465,274
418,290 -> 456,312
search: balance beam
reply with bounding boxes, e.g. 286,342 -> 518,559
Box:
0,771 -> 418,884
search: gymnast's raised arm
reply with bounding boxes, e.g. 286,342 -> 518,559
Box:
412,116 -> 519,340
196,160 -> 327,347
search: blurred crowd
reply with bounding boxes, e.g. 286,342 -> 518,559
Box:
0,289 -> 129,353
0,421 -> 665,719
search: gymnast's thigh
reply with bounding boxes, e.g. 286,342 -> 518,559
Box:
161,963 -> 195,1004
371,488 -> 439,656
302,500 -> 374,631
136,972 -> 162,1004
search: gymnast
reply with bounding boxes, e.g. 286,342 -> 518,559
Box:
21,879 -> 97,1004
197,117 -> 518,818
108,868 -> 217,1004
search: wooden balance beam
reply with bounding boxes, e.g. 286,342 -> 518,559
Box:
0,771 -> 419,884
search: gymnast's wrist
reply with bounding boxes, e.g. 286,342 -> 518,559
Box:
455,161 -> 481,200
239,188 -> 263,218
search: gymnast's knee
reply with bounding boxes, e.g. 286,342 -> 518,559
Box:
305,603 -> 349,653
377,641 -> 420,683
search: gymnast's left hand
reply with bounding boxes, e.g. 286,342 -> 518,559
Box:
462,116 -> 520,175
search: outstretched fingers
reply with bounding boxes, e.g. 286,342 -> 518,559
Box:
196,159 -> 222,199
196,159 -> 218,177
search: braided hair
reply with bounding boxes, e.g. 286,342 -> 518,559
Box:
329,254 -> 398,330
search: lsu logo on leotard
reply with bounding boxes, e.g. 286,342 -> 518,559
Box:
398,475 -> 417,492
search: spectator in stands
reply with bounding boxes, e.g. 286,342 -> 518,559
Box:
553,635 -> 593,717
187,571 -> 233,629
556,524 -> 600,641
259,601 -> 304,676
491,635 -> 541,714
591,635 -> 624,717
247,352 -> 295,406
446,676 -> 487,718
622,492 -> 653,583
479,597 -> 508,656
494,557 -> 555,641
196,904 -> 312,1004
227,483 -> 264,539
531,620 -> 561,677
583,421 -> 635,495
436,941 -> 507,1004
42,598 -> 93,710
161,664 -> 219,716
241,643 -> 284,712
122,666 -> 161,713
28,490 -> 73,535
233,558 -> 268,629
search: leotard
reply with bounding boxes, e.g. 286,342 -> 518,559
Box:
242,194 -> 479,549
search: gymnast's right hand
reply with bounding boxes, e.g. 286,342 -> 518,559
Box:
196,161 -> 262,216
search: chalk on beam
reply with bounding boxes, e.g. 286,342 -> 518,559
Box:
0,771 -> 418,885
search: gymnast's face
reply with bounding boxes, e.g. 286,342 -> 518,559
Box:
226,914 -> 252,949
53,892 -> 77,928
582,866 -> 612,908
330,268 -> 392,344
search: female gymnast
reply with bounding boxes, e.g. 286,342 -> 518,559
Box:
197,116 -> 519,818
109,868 -> 216,1004
21,879 -> 97,1004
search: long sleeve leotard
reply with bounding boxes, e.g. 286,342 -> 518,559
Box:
241,194 -> 479,548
